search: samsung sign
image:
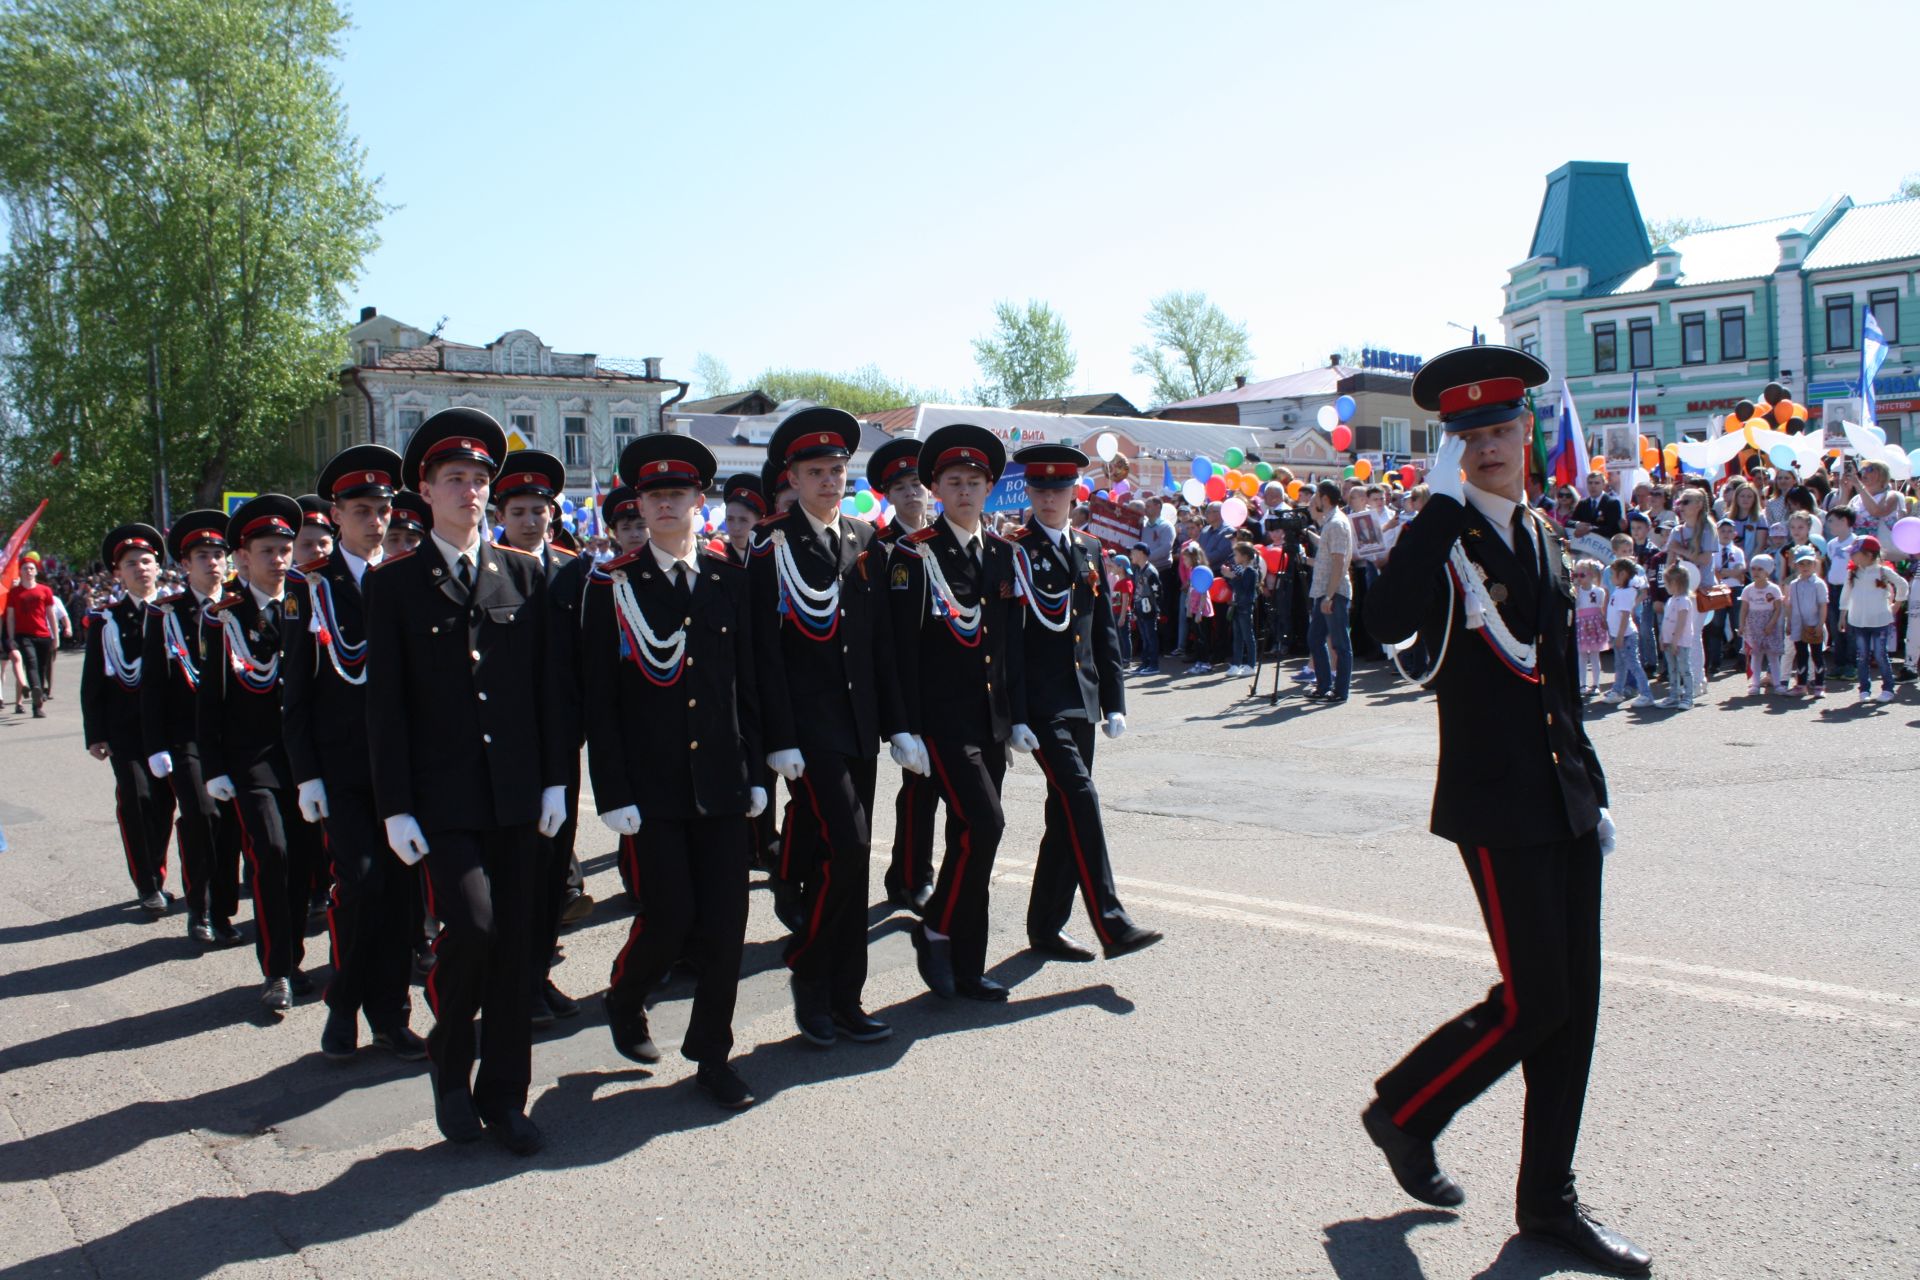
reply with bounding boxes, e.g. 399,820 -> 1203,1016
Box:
1361,348 -> 1424,374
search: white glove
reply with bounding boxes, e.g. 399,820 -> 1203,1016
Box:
747,786 -> 768,818
296,778 -> 329,824
1009,723 -> 1041,753
146,751 -> 173,778
766,749 -> 806,782
600,805 -> 641,835
1596,807 -> 1617,859
889,732 -> 930,777
537,784 -> 567,837
204,774 -> 236,803
1427,431 -> 1467,504
384,813 -> 430,865
1103,712 -> 1126,740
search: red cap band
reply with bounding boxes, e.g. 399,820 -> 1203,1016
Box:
1027,462 -> 1076,479
729,490 -> 768,514
112,537 -> 155,561
879,457 -> 917,486
1438,377 -> 1525,417
424,435 -> 495,466
498,470 -> 554,493
935,446 -> 990,473
181,528 -> 228,550
608,497 -> 640,520
241,516 -> 294,541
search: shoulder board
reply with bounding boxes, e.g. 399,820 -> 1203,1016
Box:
750,533 -> 777,557
371,549 -> 413,570
1003,526 -> 1033,541
605,548 -> 649,572
493,541 -> 539,559
984,529 -> 1012,545
548,544 -> 578,560
206,595 -> 244,615
904,527 -> 939,545
296,554 -> 330,574
754,512 -> 784,528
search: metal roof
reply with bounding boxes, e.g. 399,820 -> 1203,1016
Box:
1803,197 -> 1920,270
1529,162 -> 1654,298
1159,364 -> 1359,410
1606,213 -> 1807,294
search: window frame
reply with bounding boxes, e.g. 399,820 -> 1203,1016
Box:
611,414 -> 637,456
562,414 -> 590,469
1627,318 -> 1654,370
1868,289 -> 1900,345
508,411 -> 537,447
1379,416 -> 1410,454
1826,295 -> 1854,352
396,407 -> 425,453
1679,312 -> 1707,365
1718,308 -> 1747,362
1593,321 -> 1618,373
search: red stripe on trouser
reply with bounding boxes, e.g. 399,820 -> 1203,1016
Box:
1392,846 -> 1518,1129
785,775 -> 835,965
421,866 -> 442,1017
778,797 -> 798,880
232,797 -> 272,979
1031,737 -> 1113,946
608,836 -> 645,991
924,741 -> 971,936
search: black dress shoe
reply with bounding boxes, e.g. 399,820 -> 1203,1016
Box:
955,975 -> 1009,1003
1360,1100 -> 1464,1207
1028,931 -> 1096,962
558,890 -> 595,925
261,978 -> 292,1015
791,975 -> 837,1047
481,1110 -> 544,1156
1517,1204 -> 1652,1275
288,969 -> 315,997
830,1008 -> 892,1042
429,1064 -> 483,1144
212,917 -> 243,947
541,980 -> 580,1019
605,996 -> 661,1064
1102,925 -> 1164,959
369,1025 -> 429,1060
139,892 -> 168,917
911,924 -> 956,999
695,1061 -> 756,1110
187,914 -> 216,946
320,1006 -> 359,1061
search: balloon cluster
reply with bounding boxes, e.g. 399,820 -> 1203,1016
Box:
1317,394 -> 1358,451
837,476 -> 890,522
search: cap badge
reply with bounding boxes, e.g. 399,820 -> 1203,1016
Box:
655,461 -> 669,473
1467,385 -> 1483,402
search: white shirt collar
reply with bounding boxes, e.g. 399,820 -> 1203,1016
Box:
430,530 -> 480,571
1035,519 -> 1071,550
339,544 -> 378,586
801,505 -> 840,542
247,581 -> 282,610
1463,483 -> 1531,552
943,515 -> 983,550
649,541 -> 699,587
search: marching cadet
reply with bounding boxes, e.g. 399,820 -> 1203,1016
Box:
750,407 -> 912,1046
287,495 -> 337,919
1362,347 -> 1647,1276
588,435 -> 765,1109
364,408 -> 567,1155
383,491 -> 430,557
197,495 -> 310,1013
721,473 -> 766,566
282,445 -> 427,1062
82,522 -> 175,916
142,511 -> 242,945
491,449 -> 584,1023
889,423 -> 1024,1002
294,496 -> 336,566
761,458 -> 797,516
1006,444 -> 1162,962
867,437 -> 940,913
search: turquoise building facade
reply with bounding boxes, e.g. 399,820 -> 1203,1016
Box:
1501,161 -> 1920,449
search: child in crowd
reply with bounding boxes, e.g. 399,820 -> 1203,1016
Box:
1228,544 -> 1260,676
1708,518 -> 1747,673
1838,534 -> 1907,704
1628,512 -> 1667,683
1572,558 -> 1609,694
1601,557 -> 1654,706
1127,543 -> 1160,674
1738,553 -> 1787,695
1825,507 -> 1859,680
1787,547 -> 1828,697
1657,563 -> 1699,709
1181,542 -> 1214,675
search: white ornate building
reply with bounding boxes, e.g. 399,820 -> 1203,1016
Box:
289,308 -> 687,491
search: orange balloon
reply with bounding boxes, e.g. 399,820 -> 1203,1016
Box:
1723,413 -> 1742,433
1773,400 -> 1794,425
1590,455 -> 1608,472
1353,459 -> 1373,480
1225,468 -> 1243,486
1286,479 -> 1303,500
1641,447 -> 1659,469
1239,473 -> 1259,497
1663,443 -> 1681,466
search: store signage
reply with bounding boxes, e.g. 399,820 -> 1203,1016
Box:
1361,348 -> 1424,373
1590,404 -> 1657,421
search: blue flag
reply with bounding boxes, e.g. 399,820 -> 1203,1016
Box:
1862,309 -> 1891,426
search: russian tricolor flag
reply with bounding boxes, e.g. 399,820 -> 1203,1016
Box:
1545,379 -> 1588,489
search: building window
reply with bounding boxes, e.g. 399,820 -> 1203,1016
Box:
1720,309 -> 1747,362
1827,295 -> 1854,351
1628,318 -> 1653,370
358,341 -> 380,367
1424,420 -> 1441,452
1379,417 -> 1410,454
396,408 -> 424,452
1593,322 -> 1617,373
508,411 -> 536,447
339,409 -> 350,450
611,414 -> 637,456
563,415 -> 589,469
1679,313 -> 1706,365
1519,335 -> 1539,359
1869,289 -> 1900,344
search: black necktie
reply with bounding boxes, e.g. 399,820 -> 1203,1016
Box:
1512,510 -> 1539,590
456,556 -> 474,594
671,563 -> 691,610
969,537 -> 983,574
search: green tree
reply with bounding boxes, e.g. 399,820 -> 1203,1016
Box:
1898,173 -> 1920,199
751,364 -> 950,415
1130,290 -> 1252,407
970,299 -> 1076,407
1645,215 -> 1715,248
690,351 -> 732,398
0,0 -> 383,554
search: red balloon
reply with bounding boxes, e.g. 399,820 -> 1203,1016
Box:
1075,483 -> 1090,500
1205,475 -> 1228,501
1331,425 -> 1353,452
1399,464 -> 1417,486
1208,578 -> 1231,603
1259,545 -> 1283,573
706,537 -> 726,556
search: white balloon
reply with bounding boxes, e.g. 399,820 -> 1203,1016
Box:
1221,497 -> 1249,528
1316,404 -> 1339,431
1181,478 -> 1206,505
1095,432 -> 1120,462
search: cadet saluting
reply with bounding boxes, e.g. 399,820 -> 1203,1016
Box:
1361,346 -> 1647,1276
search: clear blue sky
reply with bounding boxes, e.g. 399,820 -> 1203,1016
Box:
335,0 -> 1918,406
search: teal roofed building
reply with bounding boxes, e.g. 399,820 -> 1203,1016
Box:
1501,163 -> 1920,451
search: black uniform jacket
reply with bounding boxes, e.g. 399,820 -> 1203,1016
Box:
582,547 -> 762,821
889,520 -> 1025,744
1007,520 -> 1126,724
1365,493 -> 1607,848
80,595 -> 149,756
363,538 -> 563,832
195,584 -> 292,791
544,545 -> 599,753
140,588 -> 216,756
282,555 -> 373,791
748,508 -> 903,760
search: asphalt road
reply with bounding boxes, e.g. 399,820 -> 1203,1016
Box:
1,656 -> 1915,1278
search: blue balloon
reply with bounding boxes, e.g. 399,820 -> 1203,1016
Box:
1907,448 -> 1920,473
840,497 -> 859,515
1189,566 -> 1214,594
1192,455 -> 1213,482
560,497 -> 576,515
854,477 -> 871,491
1768,443 -> 1798,469
1094,490 -> 1109,501
1335,394 -> 1357,423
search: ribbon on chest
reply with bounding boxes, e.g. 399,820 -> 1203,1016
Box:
218,601 -> 281,694
769,528 -> 841,642
306,572 -> 368,685
99,607 -> 143,689
904,537 -> 982,647
1011,538 -> 1074,633
610,568 -> 687,686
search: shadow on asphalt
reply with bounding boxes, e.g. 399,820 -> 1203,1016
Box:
0,982 -> 1131,1279
1323,1209 -> 1610,1279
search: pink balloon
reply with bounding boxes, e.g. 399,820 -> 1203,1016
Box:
1220,496 -> 1249,528
1892,517 -> 1920,557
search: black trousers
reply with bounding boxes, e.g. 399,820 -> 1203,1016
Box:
170,744 -> 239,922
922,736 -> 1008,983
783,751 -> 877,1008
529,759 -> 581,985
883,767 -> 939,901
1026,717 -> 1134,947
232,784 -> 306,980
775,788 -> 820,893
1374,833 -> 1605,1213
320,777 -> 412,1032
606,816 -> 748,1063
287,806 -> 328,908
421,824 -> 536,1118
17,635 -> 52,707
109,752 -> 175,900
